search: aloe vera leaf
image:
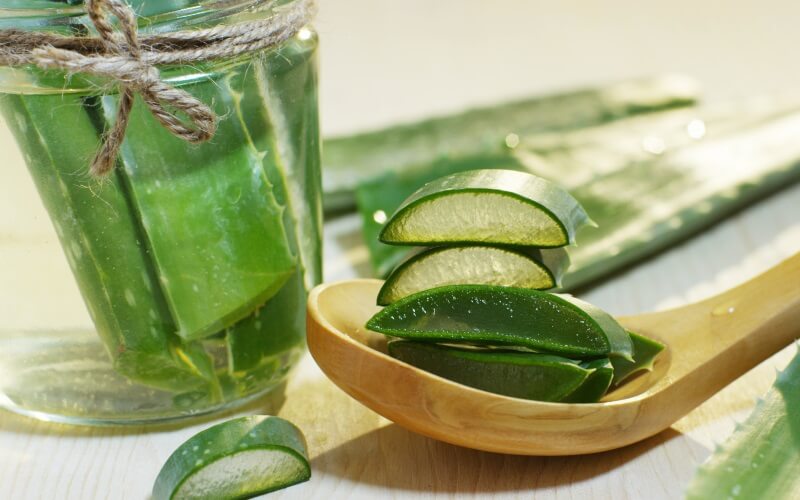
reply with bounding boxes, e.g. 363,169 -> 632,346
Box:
0,94 -> 215,393
226,270 -> 306,374
379,169 -> 593,247
686,348 -> 800,500
560,358 -> 614,403
367,285 -> 633,359
325,75 -> 699,213
562,108 -> 800,289
387,340 -> 591,402
105,69 -> 296,341
610,331 -> 664,386
376,245 -> 569,306
153,415 -> 310,500
220,36 -> 319,373
359,103 -> 800,285
260,33 -> 323,289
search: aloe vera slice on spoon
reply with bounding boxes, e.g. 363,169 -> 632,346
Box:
152,416 -> 310,500
387,341 -> 591,402
367,285 -> 633,360
560,358 -> 614,403
610,331 -> 665,385
379,169 -> 594,247
377,245 -> 569,305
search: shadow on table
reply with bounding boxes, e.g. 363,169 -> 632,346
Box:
313,422 -> 703,493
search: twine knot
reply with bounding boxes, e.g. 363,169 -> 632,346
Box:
0,0 -> 316,176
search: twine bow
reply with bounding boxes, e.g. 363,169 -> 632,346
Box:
0,0 -> 315,176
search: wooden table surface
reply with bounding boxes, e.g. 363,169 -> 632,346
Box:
3,2 -> 800,498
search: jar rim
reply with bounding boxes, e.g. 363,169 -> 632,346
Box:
0,0 -> 288,33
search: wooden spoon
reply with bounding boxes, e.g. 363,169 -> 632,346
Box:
306,253 -> 800,456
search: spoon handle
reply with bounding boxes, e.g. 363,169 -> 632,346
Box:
707,251 -> 800,361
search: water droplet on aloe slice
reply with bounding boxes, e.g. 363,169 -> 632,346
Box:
379,169 -> 593,247
387,341 -> 592,402
153,416 -> 310,500
377,245 -> 569,305
367,285 -> 633,360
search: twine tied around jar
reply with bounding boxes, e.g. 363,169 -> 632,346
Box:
0,0 -> 316,176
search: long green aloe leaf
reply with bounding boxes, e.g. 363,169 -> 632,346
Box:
358,101 -> 800,285
686,347 -> 800,499
0,94 -> 216,393
324,75 -> 699,213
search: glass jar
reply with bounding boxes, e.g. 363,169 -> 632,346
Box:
0,0 -> 321,424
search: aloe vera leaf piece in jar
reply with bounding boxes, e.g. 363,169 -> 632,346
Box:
105,68 -> 296,342
325,75 -> 699,213
220,35 -> 319,373
387,340 -> 591,402
686,347 -> 800,500
259,31 -> 323,289
379,169 -> 594,247
367,285 -> 633,360
0,94 -> 216,393
376,245 -> 569,306
559,358 -> 614,403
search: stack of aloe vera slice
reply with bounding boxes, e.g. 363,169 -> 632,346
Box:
366,170 -> 663,403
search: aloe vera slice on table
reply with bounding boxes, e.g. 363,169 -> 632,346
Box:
153,415 -> 310,500
324,75 -> 699,213
686,348 -> 800,500
0,94 -> 217,393
105,68 -> 296,342
367,285 -> 633,360
610,331 -> 665,385
387,341 -> 591,402
377,245 -> 569,305
560,358 -> 614,403
379,169 -> 594,247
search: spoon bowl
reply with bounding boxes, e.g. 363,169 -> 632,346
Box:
307,254 -> 800,455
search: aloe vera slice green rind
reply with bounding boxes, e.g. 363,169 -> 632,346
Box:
152,415 -> 310,500
560,358 -> 614,403
377,245 -> 569,306
107,69 -> 297,342
0,94 -> 217,393
611,331 -> 665,385
686,347 -> 800,500
387,341 -> 591,402
367,285 -> 633,360
379,169 -> 593,248
324,75 -> 699,213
